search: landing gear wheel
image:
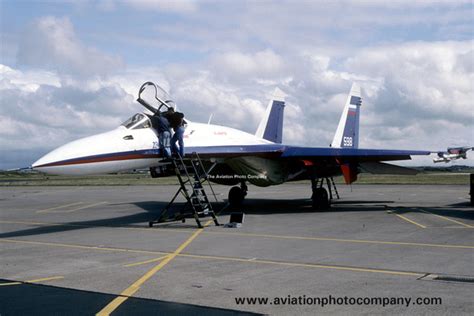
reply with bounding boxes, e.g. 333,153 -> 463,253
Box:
228,186 -> 244,207
312,187 -> 330,210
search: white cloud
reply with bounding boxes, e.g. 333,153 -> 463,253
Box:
0,64 -> 60,92
210,49 -> 285,81
171,71 -> 261,129
17,16 -> 124,77
345,41 -> 474,125
0,68 -> 135,153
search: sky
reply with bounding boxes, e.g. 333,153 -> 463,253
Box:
0,0 -> 473,169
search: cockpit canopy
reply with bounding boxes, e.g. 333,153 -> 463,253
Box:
121,83 -> 180,130
137,82 -> 177,114
121,113 -> 151,129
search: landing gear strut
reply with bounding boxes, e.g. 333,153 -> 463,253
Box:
228,182 -> 248,207
310,176 -> 337,210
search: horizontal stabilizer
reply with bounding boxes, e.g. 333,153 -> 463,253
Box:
359,162 -> 418,175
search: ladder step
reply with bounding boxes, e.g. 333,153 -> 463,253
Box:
150,152 -> 219,228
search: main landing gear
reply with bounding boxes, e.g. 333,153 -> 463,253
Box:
228,182 -> 248,207
225,178 -> 339,211
311,176 -> 339,210
312,187 -> 329,210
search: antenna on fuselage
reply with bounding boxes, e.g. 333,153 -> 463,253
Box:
208,113 -> 213,125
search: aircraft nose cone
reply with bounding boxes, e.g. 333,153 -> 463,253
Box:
31,148 -> 62,170
30,127 -> 132,175
31,137 -> 90,173
31,157 -> 42,169
31,130 -> 117,173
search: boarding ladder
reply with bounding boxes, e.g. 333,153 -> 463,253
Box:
149,153 -> 220,228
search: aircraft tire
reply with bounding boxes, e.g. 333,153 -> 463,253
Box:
149,167 -> 159,178
312,187 -> 329,210
228,186 -> 244,207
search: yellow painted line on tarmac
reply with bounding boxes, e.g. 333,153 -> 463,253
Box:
388,209 -> 426,228
0,237 -> 456,282
96,220 -> 213,316
0,239 -> 167,256
438,226 -> 473,229
177,253 -> 425,277
0,219 -> 181,233
59,201 -> 108,213
201,231 -> 474,249
37,202 -> 84,213
124,255 -> 170,267
0,220 -> 54,226
0,276 -> 64,286
1,236 -> 470,282
394,214 -> 427,229
2,220 -> 474,249
417,209 -> 473,228
38,202 -> 107,214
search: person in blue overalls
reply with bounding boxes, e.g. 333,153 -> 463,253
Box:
168,108 -> 186,158
151,111 -> 172,159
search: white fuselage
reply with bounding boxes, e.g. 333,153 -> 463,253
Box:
32,115 -> 272,175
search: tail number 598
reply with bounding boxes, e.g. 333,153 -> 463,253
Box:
343,136 -> 353,147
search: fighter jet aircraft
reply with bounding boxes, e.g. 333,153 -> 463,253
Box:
433,147 -> 473,163
32,82 -> 434,209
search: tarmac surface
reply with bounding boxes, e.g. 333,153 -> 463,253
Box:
0,183 -> 473,315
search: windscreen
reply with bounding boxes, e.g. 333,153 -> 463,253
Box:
133,118 -> 151,129
122,113 -> 145,129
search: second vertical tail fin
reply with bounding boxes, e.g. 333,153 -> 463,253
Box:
331,83 -> 362,148
255,88 -> 286,143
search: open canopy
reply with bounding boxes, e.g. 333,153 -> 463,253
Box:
136,82 -> 177,114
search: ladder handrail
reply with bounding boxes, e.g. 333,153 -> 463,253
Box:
193,152 -> 219,203
177,153 -> 210,213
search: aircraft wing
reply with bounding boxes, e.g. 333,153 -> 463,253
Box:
187,144 -> 286,158
280,146 -> 431,162
188,144 -> 430,162
188,145 -> 430,184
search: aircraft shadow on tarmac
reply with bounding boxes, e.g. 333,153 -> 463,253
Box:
447,201 -> 474,208
134,199 -> 397,218
227,198 -> 395,215
0,202 -> 169,238
1,198 -> 471,238
0,279 -> 260,316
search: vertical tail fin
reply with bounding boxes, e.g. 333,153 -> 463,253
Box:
331,83 -> 362,148
255,88 -> 286,143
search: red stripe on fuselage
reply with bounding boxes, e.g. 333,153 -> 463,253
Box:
35,153 -> 159,168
